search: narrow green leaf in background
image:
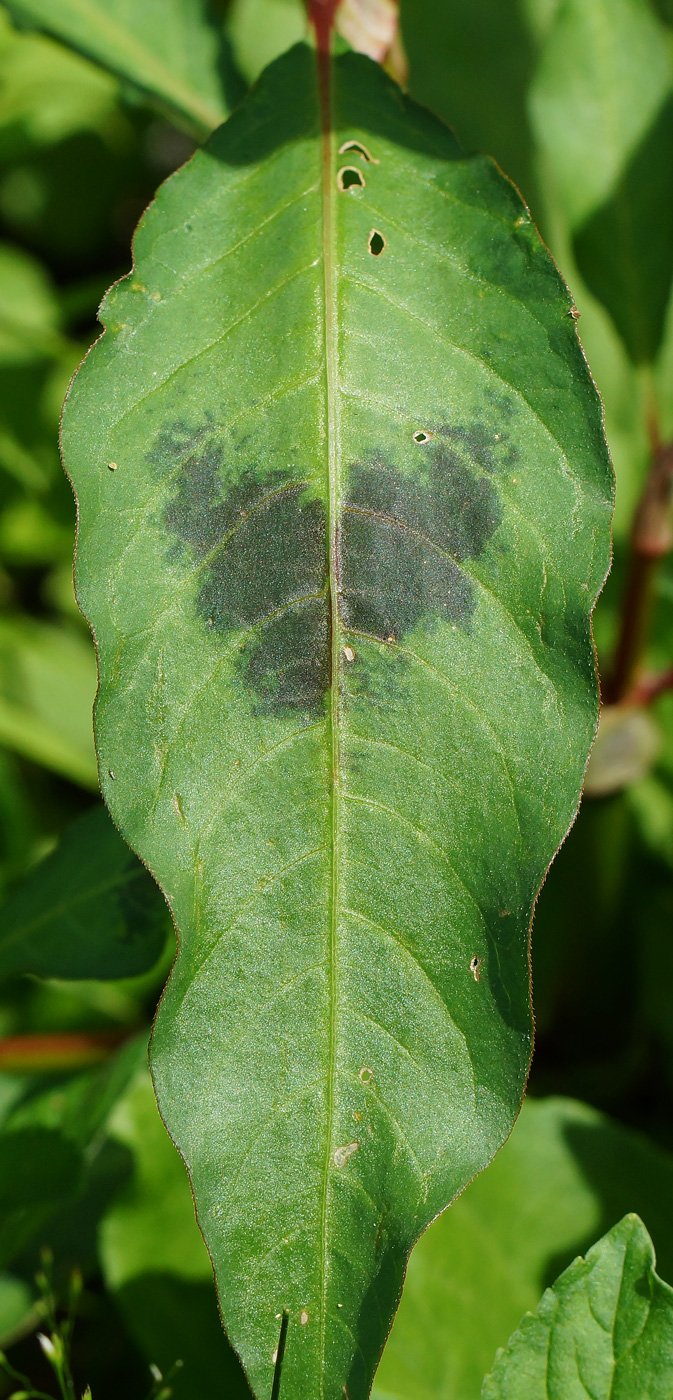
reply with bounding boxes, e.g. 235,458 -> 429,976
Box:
0,806 -> 168,982
62,41 -> 612,1400
372,1095 -> 673,1400
482,1213 -> 673,1399
1,0 -> 242,139
530,0 -> 673,363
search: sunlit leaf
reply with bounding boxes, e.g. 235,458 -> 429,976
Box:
2,0 -> 242,138
62,43 -> 612,1399
482,1213 -> 673,1399
0,618 -> 97,788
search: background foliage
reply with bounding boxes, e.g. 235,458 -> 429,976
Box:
0,1 -> 671,1397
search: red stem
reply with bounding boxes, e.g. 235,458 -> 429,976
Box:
308,0 -> 339,53
0,1029 -> 130,1072
605,439 -> 673,704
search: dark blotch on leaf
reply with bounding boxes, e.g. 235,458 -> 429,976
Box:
340,438 -> 501,640
157,418 -> 503,713
158,428 -> 328,715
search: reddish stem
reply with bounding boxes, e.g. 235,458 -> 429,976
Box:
626,666 -> 673,707
308,0 -> 339,53
0,1029 -> 130,1073
606,439 -> 673,703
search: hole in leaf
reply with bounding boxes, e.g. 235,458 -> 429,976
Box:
368,229 -> 386,256
413,430 -> 433,444
338,166 -> 365,191
338,139 -> 378,164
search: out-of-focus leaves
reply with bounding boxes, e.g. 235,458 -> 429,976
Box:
530,0 -> 673,363
0,8 -> 118,161
226,0 -> 306,83
0,806 -> 168,982
372,1097 -> 673,1400
482,1214 -> 673,1400
0,1271 -> 34,1345
101,1068 -> 251,1400
584,705 -> 661,796
0,1037 -> 143,1269
399,0 -> 543,211
1,0 -> 242,139
0,618 -> 97,788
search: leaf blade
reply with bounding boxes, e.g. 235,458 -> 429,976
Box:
62,44 -> 612,1400
482,1213 -> 673,1400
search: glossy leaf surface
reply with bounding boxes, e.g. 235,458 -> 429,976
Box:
372,1095 -> 673,1400
0,806 -> 168,982
62,43 -> 612,1400
530,0 -> 673,363
2,0 -> 240,138
482,1213 -> 673,1399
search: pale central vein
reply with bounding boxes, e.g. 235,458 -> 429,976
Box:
319,35 -> 340,1395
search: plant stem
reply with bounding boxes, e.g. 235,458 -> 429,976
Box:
606,436 -> 673,703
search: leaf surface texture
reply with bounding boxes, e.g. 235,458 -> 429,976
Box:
62,45 -> 612,1400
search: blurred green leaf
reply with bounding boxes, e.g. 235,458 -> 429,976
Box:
0,618 -> 97,788
399,0 -> 543,211
482,1213 -> 673,1399
531,0 -> 673,363
372,1096 -> 673,1400
226,0 -> 306,84
0,8 -> 119,163
1,0 -> 242,139
0,806 -> 167,982
101,1068 -> 251,1400
0,1037 -> 144,1268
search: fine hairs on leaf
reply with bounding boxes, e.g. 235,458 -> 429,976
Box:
62,20 -> 612,1398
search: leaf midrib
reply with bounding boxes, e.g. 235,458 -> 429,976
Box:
319,35 -> 340,1394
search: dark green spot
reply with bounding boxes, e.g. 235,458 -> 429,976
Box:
339,437 -> 501,640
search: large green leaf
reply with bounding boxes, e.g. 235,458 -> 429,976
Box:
1,0 -> 242,138
482,1213 -> 673,1399
62,43 -> 612,1400
0,806 -> 168,982
530,0 -> 673,363
372,1095 -> 673,1400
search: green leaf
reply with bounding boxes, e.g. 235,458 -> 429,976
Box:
372,1095 -> 673,1400
530,0 -> 673,363
0,617 -> 97,788
482,1213 -> 673,1399
1,0 -> 241,139
0,806 -> 168,982
101,1068 -> 251,1399
62,43 -> 612,1399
